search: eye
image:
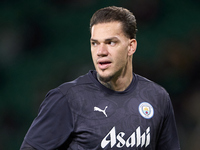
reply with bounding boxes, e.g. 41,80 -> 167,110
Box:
108,41 -> 116,46
91,41 -> 97,46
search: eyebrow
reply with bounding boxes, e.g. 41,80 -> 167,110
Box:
90,37 -> 119,42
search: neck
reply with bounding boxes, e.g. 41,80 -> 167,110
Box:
97,71 -> 133,92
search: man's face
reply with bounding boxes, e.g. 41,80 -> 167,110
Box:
90,21 -> 136,82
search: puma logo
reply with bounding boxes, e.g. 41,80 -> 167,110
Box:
94,106 -> 108,117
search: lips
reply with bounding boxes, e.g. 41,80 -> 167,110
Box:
97,59 -> 111,70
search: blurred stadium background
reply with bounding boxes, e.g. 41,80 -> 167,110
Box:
0,0 -> 199,149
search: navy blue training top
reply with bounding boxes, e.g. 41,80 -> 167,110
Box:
21,70 -> 180,150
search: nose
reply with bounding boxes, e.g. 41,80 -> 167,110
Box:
97,44 -> 108,56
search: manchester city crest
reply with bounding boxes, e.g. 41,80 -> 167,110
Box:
138,102 -> 154,119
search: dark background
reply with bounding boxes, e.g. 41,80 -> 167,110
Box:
0,0 -> 199,149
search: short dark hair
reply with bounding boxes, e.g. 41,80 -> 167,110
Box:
90,6 -> 137,39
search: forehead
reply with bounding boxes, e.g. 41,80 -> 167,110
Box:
91,22 -> 126,40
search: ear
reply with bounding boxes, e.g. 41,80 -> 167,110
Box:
128,39 -> 137,56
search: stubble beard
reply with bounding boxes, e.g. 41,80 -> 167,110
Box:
97,73 -> 113,83
97,73 -> 114,90
96,69 -> 123,90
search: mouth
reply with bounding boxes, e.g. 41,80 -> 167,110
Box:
97,60 -> 111,70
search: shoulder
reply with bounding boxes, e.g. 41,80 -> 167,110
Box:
56,71 -> 93,95
135,74 -> 173,117
42,72 -> 93,107
135,74 -> 171,110
136,74 -> 169,96
37,73 -> 93,119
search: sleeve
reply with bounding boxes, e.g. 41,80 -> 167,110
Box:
20,88 -> 74,150
156,95 -> 181,150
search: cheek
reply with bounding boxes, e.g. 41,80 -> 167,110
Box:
113,53 -> 127,68
91,49 -> 95,58
91,51 -> 97,65
115,48 -> 128,62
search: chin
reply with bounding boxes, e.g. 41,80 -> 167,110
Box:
97,71 -> 113,83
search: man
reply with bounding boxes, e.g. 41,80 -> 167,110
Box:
20,6 -> 181,150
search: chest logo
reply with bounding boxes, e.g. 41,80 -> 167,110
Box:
138,102 -> 154,119
94,106 -> 108,117
101,126 -> 150,148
